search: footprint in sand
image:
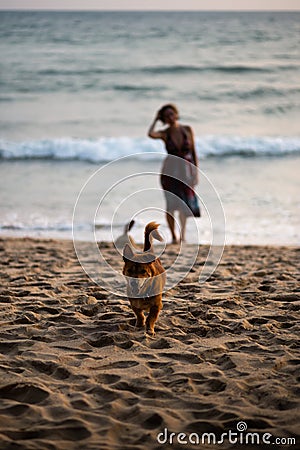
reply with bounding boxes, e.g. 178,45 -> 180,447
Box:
143,412 -> 164,430
100,360 -> 139,369
86,385 -> 118,403
203,378 -> 227,392
40,419 -> 91,441
149,338 -> 171,349
0,383 -> 49,404
114,381 -> 173,399
95,374 -> 121,384
146,360 -> 173,368
87,334 -> 134,349
0,403 -> 30,417
28,359 -> 71,380
215,354 -> 237,370
158,352 -> 203,364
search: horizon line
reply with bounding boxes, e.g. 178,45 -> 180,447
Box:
0,8 -> 299,12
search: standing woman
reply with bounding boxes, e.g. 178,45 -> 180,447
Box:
148,103 -> 200,243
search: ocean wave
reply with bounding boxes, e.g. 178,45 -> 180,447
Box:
30,65 -> 273,77
12,62 -> 300,79
2,62 -> 298,95
228,86 -> 300,100
0,223 -> 74,232
0,136 -> 299,162
139,63 -> 298,75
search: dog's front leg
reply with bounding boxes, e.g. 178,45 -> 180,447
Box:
146,303 -> 161,335
131,306 -> 145,328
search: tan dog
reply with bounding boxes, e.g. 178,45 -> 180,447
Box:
123,222 -> 166,335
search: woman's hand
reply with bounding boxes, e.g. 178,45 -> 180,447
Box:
148,112 -> 165,140
155,110 -> 161,122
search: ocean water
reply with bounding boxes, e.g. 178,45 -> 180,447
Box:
0,11 -> 299,245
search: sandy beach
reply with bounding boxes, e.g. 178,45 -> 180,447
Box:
0,236 -> 299,449
1,8 -> 299,450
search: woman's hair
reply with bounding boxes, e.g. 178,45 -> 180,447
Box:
158,103 -> 179,124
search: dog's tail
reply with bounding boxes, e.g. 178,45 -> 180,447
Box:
144,222 -> 163,252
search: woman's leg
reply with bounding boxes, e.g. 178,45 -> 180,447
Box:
179,211 -> 187,242
166,210 -> 178,243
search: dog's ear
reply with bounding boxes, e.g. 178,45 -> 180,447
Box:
144,221 -> 163,251
123,243 -> 134,261
150,228 -> 163,242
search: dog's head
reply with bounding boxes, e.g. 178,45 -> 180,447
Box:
122,244 -> 165,298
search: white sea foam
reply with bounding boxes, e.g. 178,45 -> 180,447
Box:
0,136 -> 299,162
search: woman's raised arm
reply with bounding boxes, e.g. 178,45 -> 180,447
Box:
147,114 -> 165,140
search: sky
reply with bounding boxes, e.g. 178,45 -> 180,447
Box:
0,0 -> 299,11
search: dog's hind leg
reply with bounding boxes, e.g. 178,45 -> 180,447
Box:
132,307 -> 145,328
146,304 -> 161,335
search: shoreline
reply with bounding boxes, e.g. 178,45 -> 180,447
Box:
0,234 -> 299,247
1,156 -> 299,247
0,236 -> 299,449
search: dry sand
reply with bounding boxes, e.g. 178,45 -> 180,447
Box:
0,237 -> 299,450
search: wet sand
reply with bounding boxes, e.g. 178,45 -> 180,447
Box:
0,237 -> 299,449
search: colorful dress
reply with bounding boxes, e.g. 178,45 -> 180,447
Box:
160,126 -> 200,217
